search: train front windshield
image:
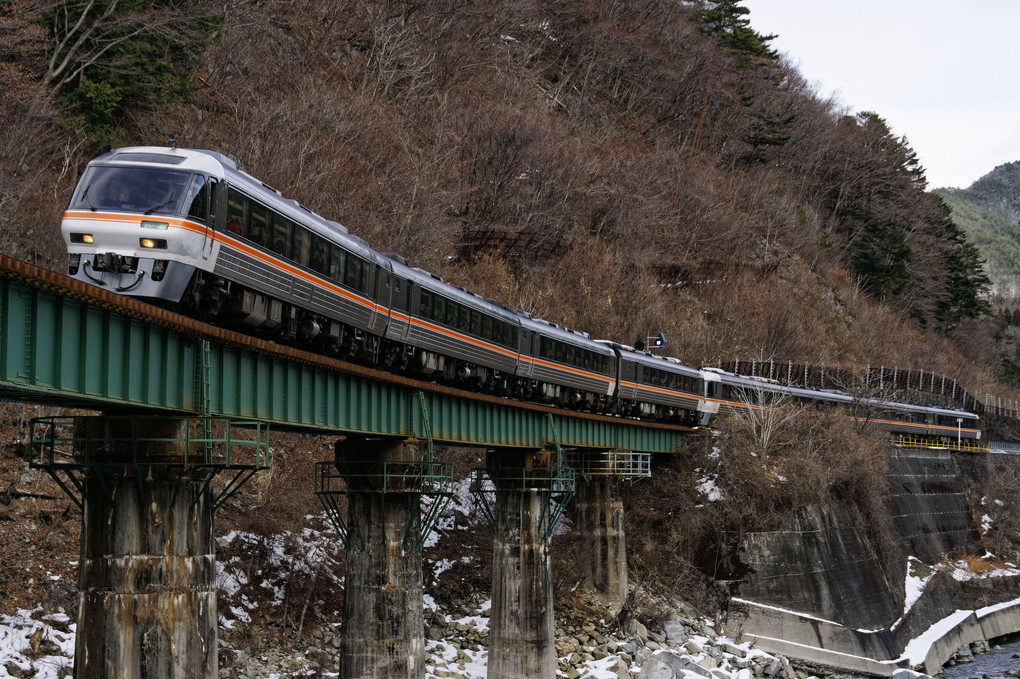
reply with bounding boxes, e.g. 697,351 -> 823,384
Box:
69,166 -> 196,216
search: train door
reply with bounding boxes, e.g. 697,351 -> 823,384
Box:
518,328 -> 534,377
618,359 -> 637,398
391,276 -> 411,340
367,264 -> 386,332
699,372 -> 722,425
187,175 -> 218,259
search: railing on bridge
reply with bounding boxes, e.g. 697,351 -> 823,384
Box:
711,356 -> 1020,422
892,435 -> 988,453
29,415 -> 270,510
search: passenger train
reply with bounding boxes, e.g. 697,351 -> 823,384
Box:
60,146 -> 981,442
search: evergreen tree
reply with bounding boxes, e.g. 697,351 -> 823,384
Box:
932,195 -> 991,330
690,0 -> 778,65
689,0 -> 792,165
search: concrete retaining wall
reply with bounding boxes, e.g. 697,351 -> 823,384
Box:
978,599 -> 1020,641
725,447 -> 1020,677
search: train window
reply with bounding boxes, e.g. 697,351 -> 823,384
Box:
481,315 -> 492,340
420,289 -> 432,319
271,214 -> 292,258
444,301 -> 457,327
470,310 -> 481,336
328,246 -> 344,281
309,235 -> 329,275
225,188 -> 246,235
432,294 -> 445,323
458,306 -> 469,332
250,203 -> 270,247
185,176 -> 209,223
362,265 -> 374,296
344,253 -> 362,291
71,165 -> 190,214
293,228 -> 311,268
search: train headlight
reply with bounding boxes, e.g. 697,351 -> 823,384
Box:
141,220 -> 169,230
139,238 -> 167,249
70,233 -> 94,244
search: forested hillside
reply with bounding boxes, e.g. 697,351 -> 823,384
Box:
939,163 -> 1020,297
0,0 -> 1008,395
939,162 -> 1020,388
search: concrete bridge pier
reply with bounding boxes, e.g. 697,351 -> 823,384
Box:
480,448 -> 572,679
334,438 -> 428,679
74,417 -> 218,679
575,474 -> 628,604
571,451 -> 650,608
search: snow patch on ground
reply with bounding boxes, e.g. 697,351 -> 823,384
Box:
697,474 -> 724,502
0,609 -> 75,679
903,556 -> 936,617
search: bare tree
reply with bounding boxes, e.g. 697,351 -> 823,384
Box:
727,352 -> 802,455
41,0 -> 202,90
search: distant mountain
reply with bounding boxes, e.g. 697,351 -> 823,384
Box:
938,162 -> 1020,297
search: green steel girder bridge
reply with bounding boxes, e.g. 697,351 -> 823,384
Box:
0,254 -> 688,453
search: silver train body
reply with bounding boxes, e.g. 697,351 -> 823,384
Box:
61,147 -> 981,441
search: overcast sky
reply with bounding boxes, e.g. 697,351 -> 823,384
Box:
740,0 -> 1020,190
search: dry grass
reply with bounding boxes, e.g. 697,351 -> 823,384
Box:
955,554 -> 1007,575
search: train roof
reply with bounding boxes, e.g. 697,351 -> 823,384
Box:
517,314 -> 614,355
387,257 -> 522,324
611,345 -> 703,377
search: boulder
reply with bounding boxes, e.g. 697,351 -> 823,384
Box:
664,620 -> 686,643
719,641 -> 746,658
637,657 -> 674,679
653,651 -> 713,679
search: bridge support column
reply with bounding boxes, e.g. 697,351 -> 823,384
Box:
475,448 -> 574,679
575,475 -> 628,604
570,451 -> 651,608
331,438 -> 431,679
75,417 -> 217,679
